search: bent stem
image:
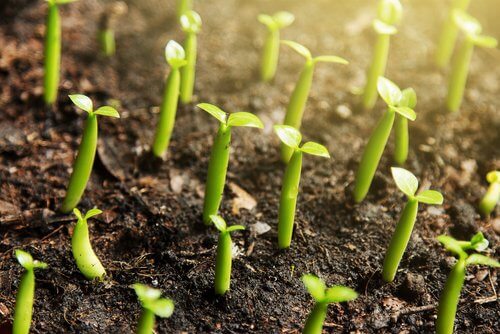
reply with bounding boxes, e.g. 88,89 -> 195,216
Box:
44,2 -> 61,105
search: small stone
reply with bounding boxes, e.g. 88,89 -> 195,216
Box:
399,273 -> 426,301
492,218 -> 500,235
249,222 -> 271,236
336,104 -> 352,119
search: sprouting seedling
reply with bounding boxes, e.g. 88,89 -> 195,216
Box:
446,10 -> 498,112
133,283 -> 174,334
382,167 -> 443,282
197,103 -> 264,225
280,40 -> 348,163
274,125 -> 330,249
12,250 -> 47,334
210,215 -> 245,295
393,87 -> 416,165
179,10 -> 202,104
361,0 -> 402,109
257,11 -> 295,82
436,233 -> 499,334
176,0 -> 193,19
71,208 -> 106,280
301,274 -> 358,334
151,40 -> 187,158
43,0 -> 77,105
98,1 -> 127,57
479,170 -> 500,217
353,77 -> 417,203
61,94 -> 120,213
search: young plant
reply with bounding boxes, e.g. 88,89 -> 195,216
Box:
274,125 -> 330,249
446,10 -> 498,112
280,40 -> 348,162
479,170 -> 500,216
197,103 -> 263,224
436,233 -> 499,334
361,0 -> 402,109
176,0 -> 193,19
258,11 -> 295,82
12,250 -> 47,334
393,87 -> 416,165
382,167 -> 444,282
179,10 -> 202,104
210,215 -> 245,295
133,283 -> 174,334
98,1 -> 127,57
61,95 -> 120,213
44,0 -> 77,105
72,208 -> 106,280
353,77 -> 417,203
151,40 -> 187,158
301,274 -> 358,334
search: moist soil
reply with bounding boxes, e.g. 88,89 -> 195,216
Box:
0,0 -> 499,333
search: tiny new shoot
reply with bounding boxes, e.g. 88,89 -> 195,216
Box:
479,171 -> 500,216
72,208 -> 106,280
152,40 -> 187,158
361,0 -> 402,109
133,284 -> 174,334
382,168 -> 444,282
179,10 -> 202,104
98,1 -> 127,57
12,250 -> 47,334
258,11 -> 295,82
197,103 -> 263,224
446,10 -> 497,112
211,215 -> 245,295
275,125 -> 330,249
353,77 -> 417,203
436,233 -> 499,334
280,40 -> 348,162
301,274 -> 358,334
176,0 -> 193,19
61,94 -> 120,213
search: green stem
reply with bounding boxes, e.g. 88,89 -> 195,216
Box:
382,198 -> 419,282
479,183 -> 500,216
136,308 -> 155,334
43,3 -> 61,105
12,270 -> 35,334
180,33 -> 197,104
446,38 -> 474,112
99,29 -> 115,56
215,231 -> 232,295
260,29 -> 280,82
353,109 -> 395,203
362,33 -> 390,109
176,0 -> 193,19
61,114 -> 98,213
72,217 -> 106,280
393,114 -> 408,165
302,302 -> 328,334
203,124 -> 231,224
278,150 -> 303,249
436,258 -> 466,334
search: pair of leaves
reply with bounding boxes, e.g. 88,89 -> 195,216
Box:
133,284 -> 174,318
437,233 -> 499,267
165,40 -> 187,68
15,250 -> 48,271
274,125 -> 330,158
302,274 -> 358,304
377,77 -> 417,121
391,167 -> 443,204
377,0 -> 402,25
69,94 -> 120,118
210,215 -> 245,234
281,40 -> 349,65
73,207 -> 103,222
180,10 -> 202,33
197,103 -> 264,129
258,11 -> 295,30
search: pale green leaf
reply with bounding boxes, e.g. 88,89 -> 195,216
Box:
453,10 -> 482,36
273,11 -> 295,28
32,260 -> 48,269
373,19 -> 398,35
165,40 -> 186,67
94,106 -> 120,118
466,254 -> 499,267
313,55 -> 349,65
486,171 -> 500,184
274,125 -> 301,149
15,250 -> 34,270
210,215 -> 226,232
257,14 -> 277,30
391,167 -> 418,197
72,208 -> 83,221
180,10 -> 202,33
134,283 -> 162,302
84,208 -> 103,220
281,40 -> 312,60
197,103 -> 227,123
69,94 -> 93,113
300,142 -> 330,158
437,235 -> 467,258
377,77 -> 401,106
324,286 -> 359,303
472,35 -> 497,48
146,298 -> 175,318
226,225 -> 246,233
415,190 -> 443,205
390,106 -> 417,121
227,112 -> 264,129
302,274 -> 326,301
470,232 -> 489,252
400,88 -> 417,108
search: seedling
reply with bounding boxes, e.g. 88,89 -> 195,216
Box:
280,40 -> 348,162
446,10 -> 498,112
179,10 -> 202,104
301,274 -> 358,334
72,208 -> 106,280
98,1 -> 127,57
61,94 -> 120,213
382,167 -> 443,282
211,215 -> 245,295
44,0 -> 77,105
393,87 -> 416,165
479,171 -> 500,216
133,283 -> 174,334
258,11 -> 295,82
177,0 -> 193,19
152,40 -> 187,158
361,0 -> 402,109
436,233 -> 499,334
197,103 -> 264,224
353,77 -> 417,203
274,125 -> 330,249
12,250 -> 47,334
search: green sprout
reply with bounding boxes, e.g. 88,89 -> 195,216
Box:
43,0 -> 77,105
446,10 -> 498,112
353,77 -> 417,203
152,40 -> 187,158
479,171 -> 500,216
274,125 -> 330,249
257,11 -> 295,82
301,274 -> 358,334
98,1 -> 127,57
61,94 -> 120,213
280,40 -> 348,162
12,250 -> 47,334
361,0 -> 402,109
436,233 -> 499,334
210,215 -> 245,295
179,10 -> 202,104
176,0 -> 193,19
72,208 -> 106,280
197,103 -> 264,224
133,284 -> 174,334
382,167 -> 443,282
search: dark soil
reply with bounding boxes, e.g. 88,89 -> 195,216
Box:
1,0 -> 499,333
